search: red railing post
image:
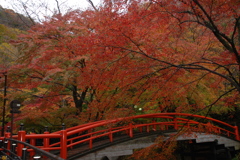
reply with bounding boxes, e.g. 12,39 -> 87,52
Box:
4,126 -> 11,152
129,123 -> 133,138
174,118 -> 178,130
146,125 -> 150,132
60,124 -> 67,159
234,125 -> 239,141
17,125 -> 26,157
89,135 -> 93,149
29,130 -> 36,158
159,124 -> 164,130
206,122 -> 212,133
43,126 -> 50,158
152,120 -> 156,131
108,128 -> 113,142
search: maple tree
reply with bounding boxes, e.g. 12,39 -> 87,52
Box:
3,0 -> 239,132
8,11 -> 149,127
95,0 -> 240,113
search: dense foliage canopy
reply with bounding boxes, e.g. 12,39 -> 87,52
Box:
0,0 -> 239,132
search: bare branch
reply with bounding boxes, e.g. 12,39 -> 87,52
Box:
55,0 -> 61,15
87,0 -> 98,11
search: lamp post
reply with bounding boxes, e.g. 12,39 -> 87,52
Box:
1,73 -> 7,136
10,100 -> 21,138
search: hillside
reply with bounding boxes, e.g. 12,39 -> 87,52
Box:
0,5 -> 33,30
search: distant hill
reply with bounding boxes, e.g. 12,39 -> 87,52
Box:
0,5 -> 34,30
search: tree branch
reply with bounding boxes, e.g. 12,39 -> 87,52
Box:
87,0 -> 98,11
55,0 -> 61,15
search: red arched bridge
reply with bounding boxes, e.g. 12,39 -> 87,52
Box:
0,113 -> 239,160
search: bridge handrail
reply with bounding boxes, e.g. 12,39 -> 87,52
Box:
63,116 -> 238,152
0,113 -> 239,159
4,138 -> 64,160
52,120 -> 108,134
138,113 -> 236,129
64,113 -> 237,136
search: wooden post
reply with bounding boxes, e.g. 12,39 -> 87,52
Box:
60,124 -> 67,159
43,127 -> 50,158
43,127 -> 50,152
17,130 -> 26,157
29,129 -> 36,158
4,126 -> 11,152
108,128 -> 113,142
153,120 -> 156,131
129,123 -> 133,138
146,125 -> 150,133
174,118 -> 178,130
89,135 -> 93,149
234,125 -> 240,141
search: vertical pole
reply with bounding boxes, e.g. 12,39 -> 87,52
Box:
174,118 -> 178,130
1,74 -> 7,136
29,129 -> 36,158
89,135 -> 93,149
146,125 -> 150,132
10,111 -> 14,140
17,124 -> 26,157
234,125 -> 239,141
129,123 -> 133,138
4,126 -> 11,152
11,143 -> 16,153
108,128 -> 113,142
43,126 -> 50,159
22,148 -> 27,160
43,126 -> 50,152
60,123 -> 67,159
153,120 -> 156,131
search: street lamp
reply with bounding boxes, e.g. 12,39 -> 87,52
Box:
10,100 -> 21,138
10,100 -> 21,114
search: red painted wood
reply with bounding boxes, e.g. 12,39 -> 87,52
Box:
1,113 -> 239,159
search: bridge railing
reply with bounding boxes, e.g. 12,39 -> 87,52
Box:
62,118 -> 237,152
0,127 -> 66,159
0,138 -> 64,160
0,113 -> 239,159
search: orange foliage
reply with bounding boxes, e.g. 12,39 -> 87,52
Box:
5,0 -> 239,124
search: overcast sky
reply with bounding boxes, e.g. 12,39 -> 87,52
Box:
1,0 -> 102,9
1,0 -> 102,20
1,0 -> 102,13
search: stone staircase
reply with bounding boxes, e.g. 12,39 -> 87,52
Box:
176,139 -> 238,160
